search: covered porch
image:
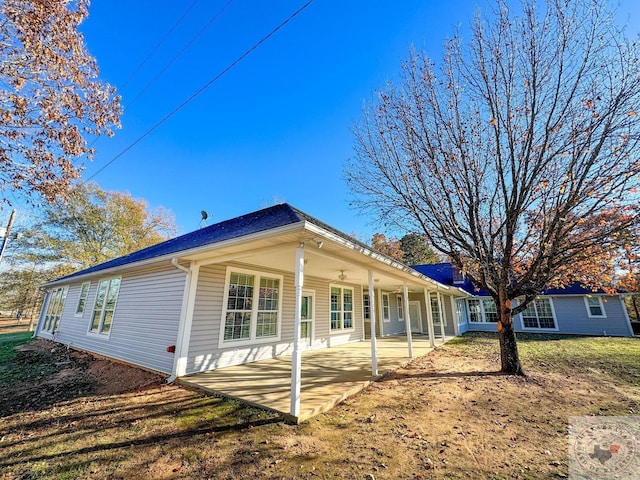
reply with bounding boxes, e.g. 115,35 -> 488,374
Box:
179,334 -> 452,423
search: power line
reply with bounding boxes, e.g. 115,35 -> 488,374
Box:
127,0 -> 235,108
120,0 -> 202,91
85,0 -> 315,183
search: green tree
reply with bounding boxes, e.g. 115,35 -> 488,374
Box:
347,0 -> 640,374
0,0 -> 121,204
400,233 -> 439,266
14,183 -> 176,278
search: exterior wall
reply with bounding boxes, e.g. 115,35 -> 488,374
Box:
186,262 -> 365,374
379,292 -> 407,337
37,266 -> 186,374
461,295 -> 633,337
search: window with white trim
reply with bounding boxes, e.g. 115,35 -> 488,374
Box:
585,296 -> 606,317
43,287 -> 68,333
521,298 -> 556,329
468,299 -> 482,322
331,286 -> 353,330
363,293 -> 370,320
397,295 -> 404,321
482,299 -> 499,323
382,293 -> 390,322
89,278 -> 120,335
222,270 -> 281,342
75,282 -> 90,316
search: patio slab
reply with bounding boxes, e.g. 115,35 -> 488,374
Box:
178,335 -> 449,423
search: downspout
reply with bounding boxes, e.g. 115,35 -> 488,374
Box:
171,257 -> 190,274
168,257 -> 194,383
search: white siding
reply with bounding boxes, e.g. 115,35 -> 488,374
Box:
186,263 -> 365,374
38,266 -> 186,374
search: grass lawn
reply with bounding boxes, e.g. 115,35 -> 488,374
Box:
0,332 -> 638,479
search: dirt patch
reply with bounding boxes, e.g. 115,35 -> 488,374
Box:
0,335 -> 638,479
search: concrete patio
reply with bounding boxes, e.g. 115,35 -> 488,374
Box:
178,334 -> 450,423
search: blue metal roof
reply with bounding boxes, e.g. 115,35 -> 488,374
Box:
55,203 -> 307,283
412,262 -> 614,296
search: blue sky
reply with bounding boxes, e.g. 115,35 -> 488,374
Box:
24,1 -> 640,239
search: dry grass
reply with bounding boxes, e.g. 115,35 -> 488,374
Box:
1,332 -> 638,479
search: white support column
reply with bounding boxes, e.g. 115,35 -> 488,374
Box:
290,245 -> 305,417
403,283 -> 413,358
450,295 -> 460,336
368,270 -> 378,376
170,262 -> 200,381
437,291 -> 446,341
424,287 -> 436,347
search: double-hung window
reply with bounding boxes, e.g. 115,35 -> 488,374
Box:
585,296 -> 606,317
397,295 -> 404,321
43,287 -> 68,333
521,298 -> 556,329
221,269 -> 282,344
482,300 -> 499,323
468,299 -> 482,322
363,293 -> 370,320
75,282 -> 90,316
382,293 -> 390,322
430,293 -> 444,325
89,278 -> 121,335
331,286 -> 354,330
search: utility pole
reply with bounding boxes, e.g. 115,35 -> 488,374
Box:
0,209 -> 16,267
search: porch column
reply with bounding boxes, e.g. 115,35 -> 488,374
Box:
423,287 -> 436,347
290,244 -> 305,417
171,262 -> 200,380
403,283 -> 413,358
368,270 -> 378,376
450,295 -> 460,336
437,291 -> 446,341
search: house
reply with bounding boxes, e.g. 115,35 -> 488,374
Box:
34,204 -> 463,419
413,263 -> 635,337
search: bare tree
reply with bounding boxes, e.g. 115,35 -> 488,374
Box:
0,0 -> 121,203
347,0 -> 640,374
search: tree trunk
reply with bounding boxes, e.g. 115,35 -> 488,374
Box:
497,296 -> 525,376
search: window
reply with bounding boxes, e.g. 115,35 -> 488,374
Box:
363,293 -> 370,320
521,298 -> 556,329
482,300 -> 499,323
43,287 -> 68,333
331,286 -> 354,330
382,293 -> 390,322
222,270 -> 282,343
452,265 -> 465,284
75,282 -> 90,316
397,295 -> 404,321
430,293 -> 445,325
585,296 -> 606,317
468,299 -> 482,322
89,278 -> 120,335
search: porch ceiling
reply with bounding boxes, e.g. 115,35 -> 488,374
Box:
178,226 -> 451,294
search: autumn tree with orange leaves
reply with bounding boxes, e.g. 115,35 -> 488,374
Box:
0,0 -> 121,203
347,0 -> 640,374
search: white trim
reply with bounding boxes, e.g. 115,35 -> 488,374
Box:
171,262 -> 200,380
300,289 -> 316,348
403,284 -> 413,358
86,277 -> 121,339
382,293 -> 391,323
74,282 -> 90,317
329,283 -> 356,333
424,288 -> 436,347
218,266 -> 284,349
368,270 -> 378,376
584,295 -> 607,318
518,297 -> 559,331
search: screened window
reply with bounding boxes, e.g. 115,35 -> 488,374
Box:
397,295 -> 404,321
331,286 -> 354,330
483,300 -> 499,323
585,296 -> 606,317
89,278 -> 120,335
468,299 -> 482,322
75,282 -> 90,316
382,294 -> 390,322
521,298 -> 556,329
222,271 -> 281,342
43,287 -> 68,333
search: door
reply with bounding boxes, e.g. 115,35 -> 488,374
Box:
300,290 -> 314,347
409,301 -> 423,333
